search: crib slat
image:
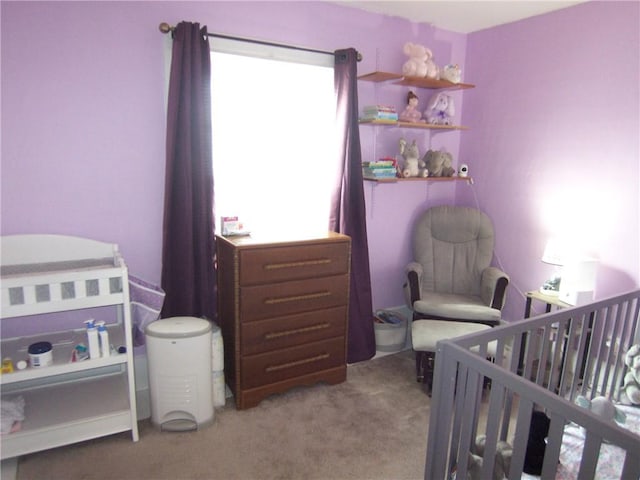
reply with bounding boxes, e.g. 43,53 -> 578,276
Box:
481,383 -> 506,478
508,398 -> 533,480
425,344 -> 458,480
578,310 -> 599,397
541,412 -> 564,478
560,313 -> 586,397
591,306 -> 612,394
536,325 -> 552,387
621,452 -> 640,479
578,431 -> 601,479
522,330 -> 536,382
454,367 -> 478,480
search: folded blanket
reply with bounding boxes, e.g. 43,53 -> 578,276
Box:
1,396 -> 25,434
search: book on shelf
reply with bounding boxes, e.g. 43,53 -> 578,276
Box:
359,114 -> 398,122
363,173 -> 398,180
363,174 -> 398,180
362,158 -> 397,168
362,105 -> 396,114
359,117 -> 398,124
362,168 -> 398,179
360,105 -> 398,122
363,169 -> 397,175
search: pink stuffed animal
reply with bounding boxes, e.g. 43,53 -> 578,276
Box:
402,43 -> 439,79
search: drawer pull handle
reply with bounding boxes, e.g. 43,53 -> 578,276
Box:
265,291 -> 331,305
264,322 -> 331,340
264,258 -> 331,270
265,353 -> 330,373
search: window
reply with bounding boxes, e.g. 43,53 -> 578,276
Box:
210,39 -> 336,237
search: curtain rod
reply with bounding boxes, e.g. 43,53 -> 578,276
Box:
158,22 -> 362,62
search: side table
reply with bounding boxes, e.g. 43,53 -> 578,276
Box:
524,290 -> 571,318
519,291 -> 572,382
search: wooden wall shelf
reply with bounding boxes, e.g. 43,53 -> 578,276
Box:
358,71 -> 475,91
359,119 -> 469,130
364,176 -> 472,184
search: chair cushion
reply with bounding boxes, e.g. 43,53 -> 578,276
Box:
413,206 -> 494,297
411,319 -> 496,356
413,292 -> 501,321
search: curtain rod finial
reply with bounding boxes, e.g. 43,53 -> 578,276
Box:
159,22 -> 174,34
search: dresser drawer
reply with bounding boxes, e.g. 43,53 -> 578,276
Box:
241,336 -> 345,389
240,274 -> 349,322
239,242 -> 349,286
241,306 -> 347,356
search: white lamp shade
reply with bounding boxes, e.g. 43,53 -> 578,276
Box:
541,238 -> 566,266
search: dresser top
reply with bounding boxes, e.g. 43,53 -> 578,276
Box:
216,231 -> 350,249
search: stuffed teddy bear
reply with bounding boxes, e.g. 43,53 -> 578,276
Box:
399,138 -> 428,178
422,149 -> 455,177
424,91 -> 455,125
623,344 -> 640,404
401,42 -> 439,79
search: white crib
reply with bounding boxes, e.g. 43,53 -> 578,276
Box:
425,289 -> 640,479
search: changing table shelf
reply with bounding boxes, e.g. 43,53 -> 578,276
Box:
1,326 -> 127,384
0,234 -> 138,460
1,374 -> 132,459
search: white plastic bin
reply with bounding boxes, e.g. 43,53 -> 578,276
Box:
146,317 -> 213,431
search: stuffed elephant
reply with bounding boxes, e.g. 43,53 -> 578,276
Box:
422,149 -> 455,177
399,138 -> 428,178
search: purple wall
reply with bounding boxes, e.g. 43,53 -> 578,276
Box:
2,1 -> 638,322
461,1 -> 639,320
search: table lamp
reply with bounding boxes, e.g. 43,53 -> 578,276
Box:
540,238 -> 565,296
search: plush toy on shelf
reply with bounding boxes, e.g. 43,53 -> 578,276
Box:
441,64 -> 462,83
422,149 -> 455,177
401,42 -> 439,79
623,344 -> 640,405
398,138 -> 428,178
399,91 -> 426,123
424,91 -> 455,125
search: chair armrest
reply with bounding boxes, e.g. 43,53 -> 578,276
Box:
404,262 -> 424,308
481,267 -> 510,310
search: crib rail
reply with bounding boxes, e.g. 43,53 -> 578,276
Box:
425,289 -> 640,480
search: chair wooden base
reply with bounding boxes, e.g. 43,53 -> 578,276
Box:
415,350 -> 436,395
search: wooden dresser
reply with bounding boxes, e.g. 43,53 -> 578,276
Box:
216,232 -> 351,409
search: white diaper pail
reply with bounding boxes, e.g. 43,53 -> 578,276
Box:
146,317 -> 213,431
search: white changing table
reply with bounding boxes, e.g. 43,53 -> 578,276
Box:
0,235 -> 138,459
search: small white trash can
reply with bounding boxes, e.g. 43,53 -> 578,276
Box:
146,317 -> 213,431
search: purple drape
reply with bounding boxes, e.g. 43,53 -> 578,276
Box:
331,48 -> 376,364
160,22 -> 217,322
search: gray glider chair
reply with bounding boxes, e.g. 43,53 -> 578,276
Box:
405,205 -> 509,390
